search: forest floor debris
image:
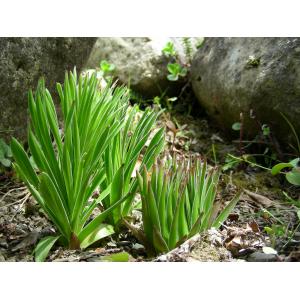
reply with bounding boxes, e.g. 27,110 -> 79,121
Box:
0,111 -> 299,261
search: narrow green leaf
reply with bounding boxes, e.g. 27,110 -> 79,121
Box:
153,226 -> 169,254
212,191 -> 242,228
100,252 -> 130,262
35,236 -> 60,262
78,193 -> 132,242
80,224 -> 114,249
11,138 -> 39,187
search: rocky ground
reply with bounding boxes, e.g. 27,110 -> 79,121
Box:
0,109 -> 299,262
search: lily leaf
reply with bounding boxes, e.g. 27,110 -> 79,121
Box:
80,224 -> 114,249
212,191 -> 242,228
35,235 -> 60,262
100,251 -> 130,262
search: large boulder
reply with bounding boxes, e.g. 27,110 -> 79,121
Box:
191,37 -> 300,145
0,38 -> 96,141
85,37 -> 200,97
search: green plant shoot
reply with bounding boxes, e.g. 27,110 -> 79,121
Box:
11,70 -> 132,260
129,157 -> 241,255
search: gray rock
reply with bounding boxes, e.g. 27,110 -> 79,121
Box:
0,38 -> 96,141
85,37 -> 200,97
247,251 -> 278,262
191,38 -> 300,145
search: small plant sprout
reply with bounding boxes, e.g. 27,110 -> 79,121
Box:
271,158 -> 300,186
262,124 -> 270,136
128,157 -> 241,255
231,122 -> 241,131
162,41 -> 177,57
12,70 -> 132,261
167,63 -> 187,81
99,60 -> 115,78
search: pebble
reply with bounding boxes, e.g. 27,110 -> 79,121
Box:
116,241 -> 131,246
247,251 -> 278,262
132,243 -> 145,251
0,252 -> 6,261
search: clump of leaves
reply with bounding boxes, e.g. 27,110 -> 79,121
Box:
167,63 -> 187,81
162,38 -> 201,83
99,60 -> 115,78
162,41 -> 177,57
271,158 -> 300,186
162,41 -> 188,82
0,138 -> 13,169
129,157 -> 241,256
11,70 -> 131,261
100,105 -> 165,226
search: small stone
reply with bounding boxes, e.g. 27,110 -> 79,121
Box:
191,37 -> 300,145
116,241 -> 131,247
0,252 -> 6,262
107,242 -> 117,248
247,251 -> 278,262
132,243 -> 145,251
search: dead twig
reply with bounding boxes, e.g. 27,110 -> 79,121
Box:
10,192 -> 31,222
0,186 -> 27,204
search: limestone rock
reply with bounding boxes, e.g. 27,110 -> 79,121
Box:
0,37 -> 96,141
191,37 -> 300,145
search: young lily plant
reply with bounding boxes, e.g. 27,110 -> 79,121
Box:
11,70 -> 132,261
132,157 -> 241,256
100,106 -> 165,226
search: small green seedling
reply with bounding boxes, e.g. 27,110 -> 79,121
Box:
262,124 -> 270,136
167,63 -> 187,81
162,41 -> 177,57
100,60 -> 115,77
264,224 -> 290,248
271,158 -> 300,186
232,122 -> 241,131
